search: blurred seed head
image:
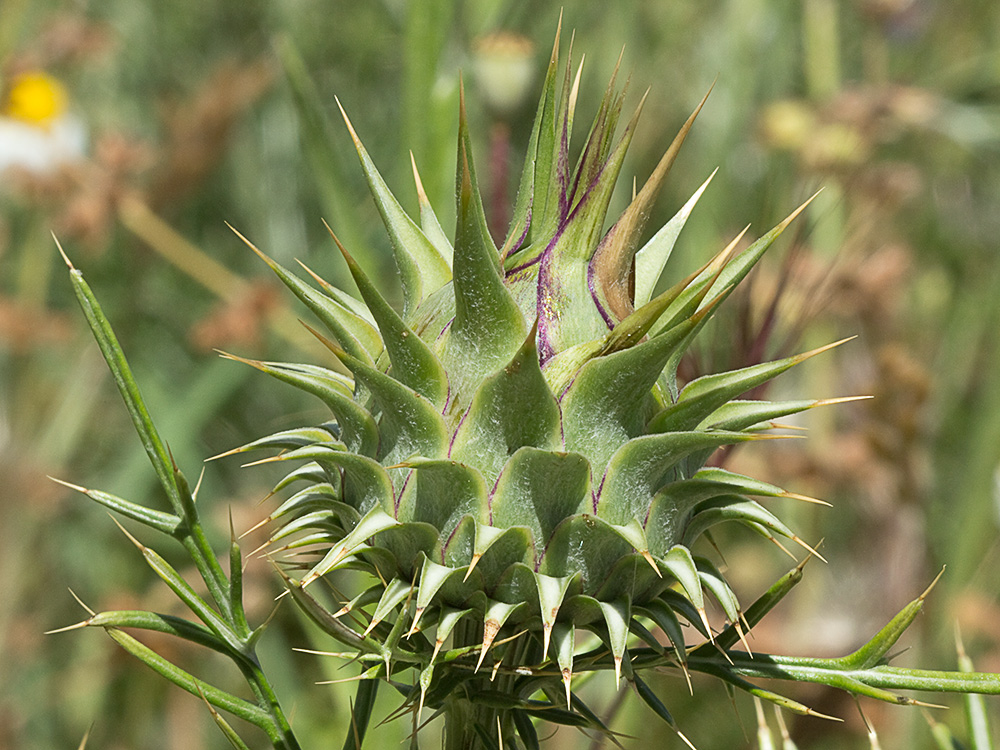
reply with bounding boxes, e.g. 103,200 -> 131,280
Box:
471,33 -> 536,118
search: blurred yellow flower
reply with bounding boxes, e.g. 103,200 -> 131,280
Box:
3,71 -> 69,125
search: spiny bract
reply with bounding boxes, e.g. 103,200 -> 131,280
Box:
228,28 -> 840,739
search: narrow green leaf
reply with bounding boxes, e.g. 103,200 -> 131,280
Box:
258,445 -> 393,517
632,673 -> 676,727
703,194 -> 820,306
532,28 -> 574,242
265,483 -> 349,527
275,568 -> 406,661
105,628 -> 272,730
62,252 -> 181,515
698,398 -> 825,431
696,560 -> 806,655
635,599 -> 687,664
433,607 -> 472,660
342,679 -> 379,750
836,573 -> 943,670
455,79 -> 497,258
125,536 -> 244,655
228,530 -> 250,638
85,610 -> 229,655
53,479 -> 181,535
271,462 -> 328,493
205,701 -> 254,750
512,709 -> 540,750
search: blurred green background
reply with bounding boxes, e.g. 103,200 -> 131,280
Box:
1,0 -> 999,748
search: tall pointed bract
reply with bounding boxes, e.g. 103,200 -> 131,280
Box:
336,98 -> 451,317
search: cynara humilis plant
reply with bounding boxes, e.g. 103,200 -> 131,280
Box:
52,23 -> 1000,750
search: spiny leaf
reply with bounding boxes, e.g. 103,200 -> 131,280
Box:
657,546 -> 708,632
599,598 -> 630,688
51,478 -> 182,536
104,628 -> 272,730
535,90 -> 649,360
535,573 -> 577,661
476,599 -> 525,671
836,570 -> 945,670
699,396 -> 870,432
681,495 -> 801,550
303,507 -> 401,585
597,431 -> 758,528
208,424 -> 343,460
364,578 -> 413,636
560,314 -> 704,470
394,458 -> 488,533
504,20 -> 561,256
551,622 -> 575,708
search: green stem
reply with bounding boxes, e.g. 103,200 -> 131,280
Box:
241,660 -> 302,750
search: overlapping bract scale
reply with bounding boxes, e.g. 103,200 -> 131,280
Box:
226,26 -> 843,723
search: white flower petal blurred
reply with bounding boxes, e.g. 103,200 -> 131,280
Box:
0,113 -> 86,174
